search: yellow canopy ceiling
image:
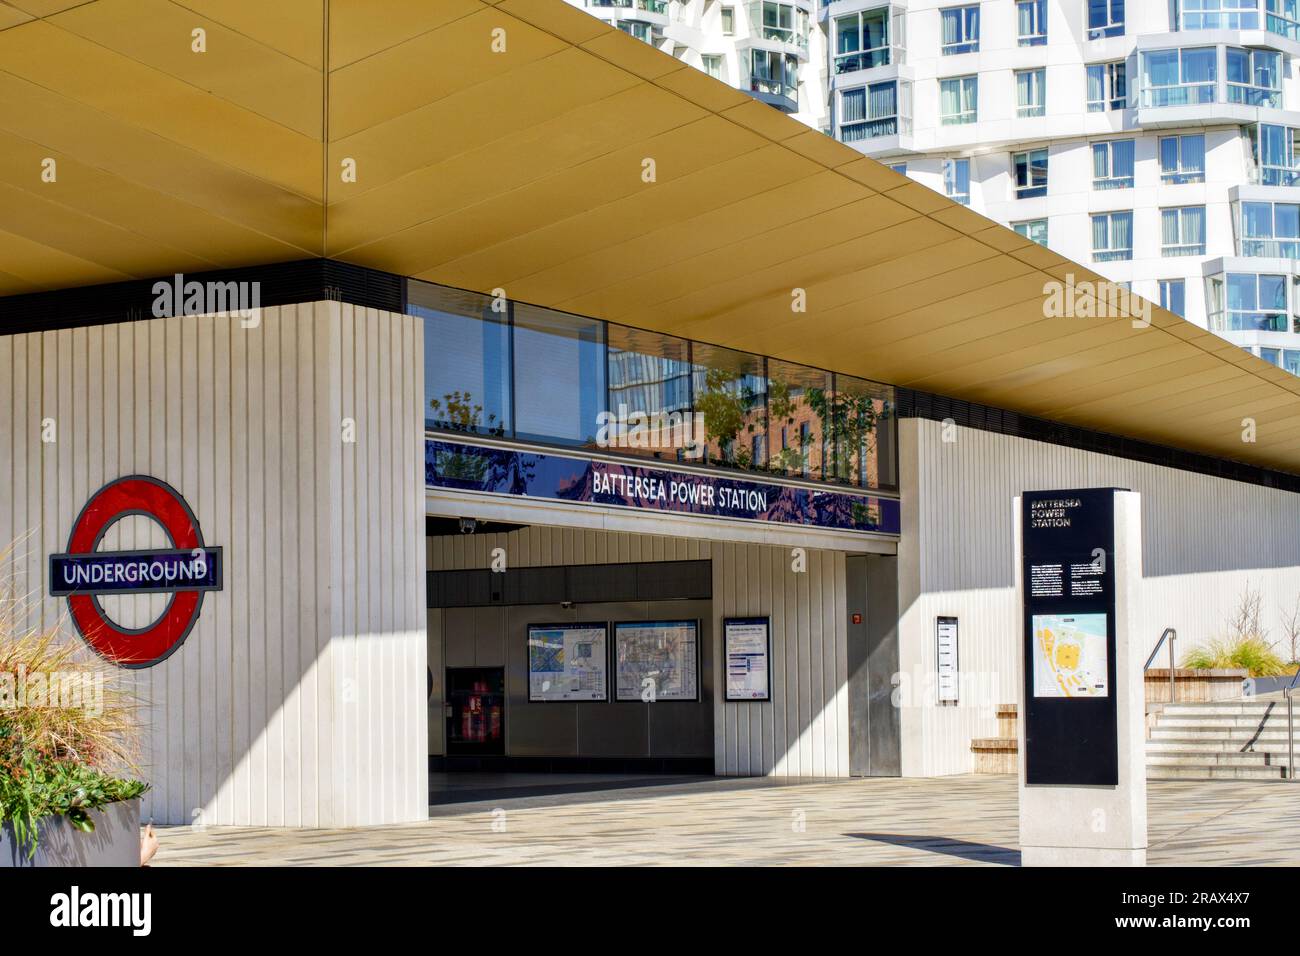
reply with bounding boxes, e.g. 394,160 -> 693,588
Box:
2,0 -> 1300,472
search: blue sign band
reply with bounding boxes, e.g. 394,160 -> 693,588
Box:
426,439 -> 900,535
50,548 -> 224,596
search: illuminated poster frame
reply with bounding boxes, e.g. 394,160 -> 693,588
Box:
724,616 -> 771,702
527,622 -> 609,702
614,620 -> 700,702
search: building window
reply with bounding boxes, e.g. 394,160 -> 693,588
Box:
1087,0 -> 1125,38
1210,273 -> 1289,331
721,5 -> 735,34
1159,278 -> 1186,317
840,80 -> 908,140
1140,48 -> 1217,107
1249,123 -> 1300,185
1265,346 -> 1294,371
1161,206 -> 1207,257
751,49 -> 798,99
1016,69 -> 1046,117
607,325 -> 694,461
1092,210 -> 1133,262
1092,139 -> 1135,190
1240,200 -> 1300,257
1270,0 -> 1300,41
701,54 -> 723,79
1160,134 -> 1206,184
1014,148 -> 1048,198
1014,219 -> 1049,246
512,305 -> 606,447
415,286 -> 512,436
940,5 -> 980,55
1018,0 -> 1047,46
757,2 -> 807,46
940,75 -> 978,125
617,21 -> 653,43
834,6 -> 900,73
1227,48 -> 1281,107
1086,62 -> 1127,112
943,158 -> 970,204
1181,0 -> 1260,30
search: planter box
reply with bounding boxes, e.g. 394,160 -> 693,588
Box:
1144,668 -> 1247,703
1,798 -> 139,868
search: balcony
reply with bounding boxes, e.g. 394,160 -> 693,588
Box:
835,77 -> 914,156
1135,43 -> 1292,127
746,1 -> 812,59
1204,261 -> 1299,334
830,4 -> 905,83
750,75 -> 800,112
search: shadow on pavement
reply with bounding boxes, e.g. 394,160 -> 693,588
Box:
847,832 -> 1020,865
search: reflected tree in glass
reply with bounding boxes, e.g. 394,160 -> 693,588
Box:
693,343 -> 767,470
807,375 -> 895,488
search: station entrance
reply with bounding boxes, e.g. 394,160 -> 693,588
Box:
424,514 -> 900,807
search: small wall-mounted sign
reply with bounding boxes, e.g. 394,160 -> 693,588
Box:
724,616 -> 771,702
936,616 -> 959,704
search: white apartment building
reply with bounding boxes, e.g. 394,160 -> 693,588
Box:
569,0 -> 830,130
568,0 -> 1300,375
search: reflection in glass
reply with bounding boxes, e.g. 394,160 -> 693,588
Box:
692,343 -> 767,470
826,375 -> 897,490
512,304 -> 605,448
767,360 -> 830,480
605,325 -> 695,460
413,284 -> 510,436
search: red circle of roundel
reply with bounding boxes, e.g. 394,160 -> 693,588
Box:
65,476 -> 206,668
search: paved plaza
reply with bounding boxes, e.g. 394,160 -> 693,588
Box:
150,774 -> 1300,866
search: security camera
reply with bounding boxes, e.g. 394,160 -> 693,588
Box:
561,601 -> 574,610
458,517 -> 477,535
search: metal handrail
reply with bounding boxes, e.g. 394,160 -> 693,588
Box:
1285,665 -> 1299,781
1144,627 -> 1177,704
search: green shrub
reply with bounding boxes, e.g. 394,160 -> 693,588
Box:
1181,637 -> 1289,677
0,545 -> 148,858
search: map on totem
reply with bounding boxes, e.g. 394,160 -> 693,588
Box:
1031,613 -> 1109,698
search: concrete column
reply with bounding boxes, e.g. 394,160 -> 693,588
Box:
1016,490 -> 1147,866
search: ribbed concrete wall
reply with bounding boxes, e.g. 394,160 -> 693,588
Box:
427,525 -> 850,776
898,417 -> 1300,777
0,303 -> 427,826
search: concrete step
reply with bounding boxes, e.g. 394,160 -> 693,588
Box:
1153,716 -> 1285,729
1147,738 -> 1294,754
1149,727 -> 1292,742
1147,764 -> 1288,780
1146,751 -> 1283,767
1154,703 -> 1280,716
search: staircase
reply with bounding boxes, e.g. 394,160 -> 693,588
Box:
1146,700 -> 1294,780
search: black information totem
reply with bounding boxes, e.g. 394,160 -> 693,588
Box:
1021,488 -> 1123,786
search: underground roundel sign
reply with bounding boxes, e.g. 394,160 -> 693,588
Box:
49,476 -> 222,668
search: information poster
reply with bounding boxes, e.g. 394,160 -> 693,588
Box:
615,620 -> 699,701
724,617 -> 771,701
1021,488 -> 1120,786
936,616 -> 959,703
1031,612 -> 1109,698
527,623 -> 608,702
